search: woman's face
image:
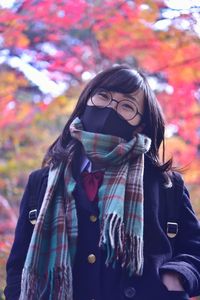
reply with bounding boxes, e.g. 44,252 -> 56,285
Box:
87,88 -> 145,127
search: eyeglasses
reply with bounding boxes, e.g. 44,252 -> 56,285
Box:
91,89 -> 143,122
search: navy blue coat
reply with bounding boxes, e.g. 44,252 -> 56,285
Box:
4,156 -> 200,300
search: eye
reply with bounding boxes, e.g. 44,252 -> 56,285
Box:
98,91 -> 109,100
123,104 -> 133,109
121,102 -> 135,111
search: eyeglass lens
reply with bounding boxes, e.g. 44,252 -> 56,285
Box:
91,89 -> 141,121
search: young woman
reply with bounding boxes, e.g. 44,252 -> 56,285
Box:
4,65 -> 200,300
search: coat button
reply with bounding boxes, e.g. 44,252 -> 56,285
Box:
87,254 -> 96,264
90,215 -> 97,222
124,286 -> 136,298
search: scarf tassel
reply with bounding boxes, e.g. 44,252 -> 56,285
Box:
125,235 -> 144,276
19,266 -> 73,300
99,213 -> 144,276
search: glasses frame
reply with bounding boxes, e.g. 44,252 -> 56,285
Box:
91,89 -> 143,122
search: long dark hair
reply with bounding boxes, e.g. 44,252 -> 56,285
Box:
42,65 -> 172,172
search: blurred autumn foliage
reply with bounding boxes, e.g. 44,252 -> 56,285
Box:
0,0 -> 200,297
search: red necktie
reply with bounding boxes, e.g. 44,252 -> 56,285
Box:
81,171 -> 104,202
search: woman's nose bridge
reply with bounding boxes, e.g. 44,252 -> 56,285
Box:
107,97 -> 119,109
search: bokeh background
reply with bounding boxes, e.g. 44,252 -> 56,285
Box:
0,0 -> 200,299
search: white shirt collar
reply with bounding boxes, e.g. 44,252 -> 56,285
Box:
80,155 -> 92,173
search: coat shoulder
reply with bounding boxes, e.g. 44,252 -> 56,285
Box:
28,166 -> 49,184
171,171 -> 184,186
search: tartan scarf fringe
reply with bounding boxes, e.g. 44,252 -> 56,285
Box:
99,213 -> 144,276
19,265 -> 73,300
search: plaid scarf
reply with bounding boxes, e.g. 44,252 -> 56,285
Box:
20,117 -> 151,300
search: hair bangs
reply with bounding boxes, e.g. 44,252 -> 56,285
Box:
97,69 -> 144,94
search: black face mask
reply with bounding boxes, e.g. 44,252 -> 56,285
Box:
80,106 -> 140,141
